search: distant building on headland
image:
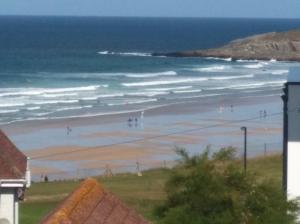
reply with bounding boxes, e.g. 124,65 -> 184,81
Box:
0,130 -> 31,224
41,178 -> 149,224
282,67 -> 300,200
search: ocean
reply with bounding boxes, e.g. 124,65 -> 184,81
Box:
1,16 -> 300,125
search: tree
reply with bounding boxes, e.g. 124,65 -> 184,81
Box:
156,147 -> 299,224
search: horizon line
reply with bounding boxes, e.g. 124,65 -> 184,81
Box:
0,14 -> 299,20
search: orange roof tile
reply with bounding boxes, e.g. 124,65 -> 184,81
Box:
41,178 -> 150,224
0,130 -> 27,179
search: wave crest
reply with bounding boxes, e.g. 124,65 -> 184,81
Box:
98,51 -> 151,57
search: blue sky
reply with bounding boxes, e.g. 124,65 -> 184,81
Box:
0,0 -> 299,18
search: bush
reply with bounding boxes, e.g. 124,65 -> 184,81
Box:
156,147 -> 299,224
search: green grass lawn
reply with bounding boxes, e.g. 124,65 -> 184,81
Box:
20,154 -> 282,224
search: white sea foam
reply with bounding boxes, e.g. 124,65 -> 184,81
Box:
26,106 -> 41,111
33,99 -> 79,105
71,71 -> 176,79
122,78 -> 208,87
146,86 -> 193,91
126,91 -> 168,97
118,52 -> 152,57
192,65 -> 231,72
0,85 -> 100,97
98,51 -> 151,57
54,105 -> 93,112
205,57 -> 232,62
98,51 -> 109,54
236,59 -> 260,62
41,93 -> 78,98
125,71 -> 177,78
0,102 -> 25,108
36,112 -> 52,117
271,70 -> 289,75
0,109 -> 19,114
243,63 -> 265,69
173,89 -> 202,94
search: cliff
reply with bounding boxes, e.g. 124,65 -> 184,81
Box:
153,29 -> 300,62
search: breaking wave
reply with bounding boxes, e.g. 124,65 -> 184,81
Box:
192,65 -> 231,72
271,70 -> 289,75
0,85 -> 101,97
125,71 -> 177,78
98,51 -> 151,57
122,78 -> 208,87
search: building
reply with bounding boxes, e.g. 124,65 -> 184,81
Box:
282,67 -> 300,200
0,130 -> 31,224
41,178 -> 149,224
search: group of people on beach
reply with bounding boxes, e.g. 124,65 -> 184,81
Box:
219,104 -> 234,113
127,111 -> 144,128
127,117 -> 139,127
259,110 -> 268,119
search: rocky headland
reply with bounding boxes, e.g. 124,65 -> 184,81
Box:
153,29 -> 300,62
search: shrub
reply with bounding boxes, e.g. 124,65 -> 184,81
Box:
156,147 -> 299,224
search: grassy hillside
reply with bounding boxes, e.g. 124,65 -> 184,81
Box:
20,154 -> 282,224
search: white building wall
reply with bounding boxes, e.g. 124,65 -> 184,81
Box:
0,188 -> 15,224
287,142 -> 300,200
287,85 -> 300,200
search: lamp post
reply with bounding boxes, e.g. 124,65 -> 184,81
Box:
241,126 -> 247,173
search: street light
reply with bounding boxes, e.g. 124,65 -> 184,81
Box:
241,126 -> 247,173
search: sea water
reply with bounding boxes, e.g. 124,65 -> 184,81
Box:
0,16 -> 300,124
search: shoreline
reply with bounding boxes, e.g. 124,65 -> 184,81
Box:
1,92 -> 282,135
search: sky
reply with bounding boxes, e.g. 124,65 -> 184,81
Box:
0,0 -> 299,18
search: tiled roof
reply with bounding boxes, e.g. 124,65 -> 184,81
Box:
41,178 -> 150,224
0,130 -> 27,179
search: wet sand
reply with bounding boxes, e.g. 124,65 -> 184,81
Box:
1,94 -> 283,180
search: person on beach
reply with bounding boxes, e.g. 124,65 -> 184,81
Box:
67,126 -> 72,135
128,118 -> 132,127
264,110 -> 267,118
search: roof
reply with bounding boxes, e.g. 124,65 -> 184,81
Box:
288,67 -> 300,83
41,178 -> 150,224
0,130 -> 27,179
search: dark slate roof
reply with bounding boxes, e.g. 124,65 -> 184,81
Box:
41,178 -> 150,224
0,130 -> 27,179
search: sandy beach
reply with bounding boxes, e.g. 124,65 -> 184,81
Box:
1,93 -> 283,180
